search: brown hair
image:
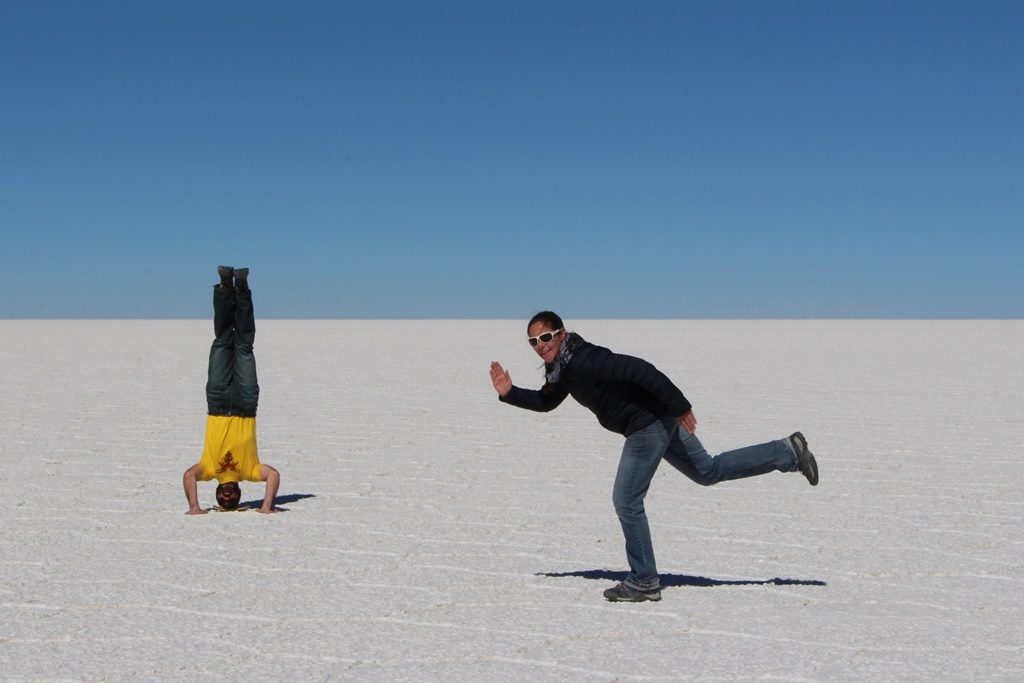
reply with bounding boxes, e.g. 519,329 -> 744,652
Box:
527,310 -> 564,332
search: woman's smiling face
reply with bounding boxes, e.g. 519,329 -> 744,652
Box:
527,321 -> 564,364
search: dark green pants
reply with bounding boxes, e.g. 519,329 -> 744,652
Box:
206,286 -> 259,417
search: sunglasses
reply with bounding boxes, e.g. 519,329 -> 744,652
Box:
528,329 -> 563,347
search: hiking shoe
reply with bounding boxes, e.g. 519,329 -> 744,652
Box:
217,265 -> 233,288
788,432 -> 818,486
603,582 -> 661,602
232,267 -> 249,293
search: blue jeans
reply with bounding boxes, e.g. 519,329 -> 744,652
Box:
206,286 -> 259,417
612,418 -> 797,591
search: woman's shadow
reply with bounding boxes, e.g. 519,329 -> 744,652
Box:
538,568 -> 826,588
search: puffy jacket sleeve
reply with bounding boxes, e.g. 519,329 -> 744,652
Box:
587,350 -> 692,416
499,382 -> 570,412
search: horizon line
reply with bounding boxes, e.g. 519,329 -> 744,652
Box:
2,316 -> 1021,322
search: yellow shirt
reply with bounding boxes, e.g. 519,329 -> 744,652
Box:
199,415 -> 261,483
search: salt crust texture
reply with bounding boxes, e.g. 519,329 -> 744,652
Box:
1,320 -> 1021,681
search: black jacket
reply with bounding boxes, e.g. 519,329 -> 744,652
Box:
499,334 -> 692,436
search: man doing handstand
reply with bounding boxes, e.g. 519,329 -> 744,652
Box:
182,266 -> 280,514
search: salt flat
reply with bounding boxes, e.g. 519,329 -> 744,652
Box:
1,319 -> 1021,682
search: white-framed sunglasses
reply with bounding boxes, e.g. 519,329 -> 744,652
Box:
528,329 -> 563,347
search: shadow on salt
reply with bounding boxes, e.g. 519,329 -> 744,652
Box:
237,492 -> 317,512
538,568 -> 826,588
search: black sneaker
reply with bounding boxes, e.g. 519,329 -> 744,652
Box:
788,432 -> 818,486
603,582 -> 661,602
217,265 -> 233,288
232,267 -> 249,293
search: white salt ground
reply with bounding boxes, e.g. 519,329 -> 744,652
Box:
1,319 -> 1021,682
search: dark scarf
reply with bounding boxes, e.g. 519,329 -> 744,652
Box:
545,332 -> 586,384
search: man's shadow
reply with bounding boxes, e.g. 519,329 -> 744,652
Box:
538,568 -> 826,588
238,493 -> 316,512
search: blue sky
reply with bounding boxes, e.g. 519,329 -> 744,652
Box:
2,0 -> 1021,318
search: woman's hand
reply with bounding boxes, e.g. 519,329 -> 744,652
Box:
490,361 -> 512,397
676,410 -> 697,433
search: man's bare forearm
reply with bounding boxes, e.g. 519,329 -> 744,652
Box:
257,465 -> 280,514
183,464 -> 207,515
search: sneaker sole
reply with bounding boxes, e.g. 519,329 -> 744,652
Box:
604,590 -> 662,603
791,432 -> 819,486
